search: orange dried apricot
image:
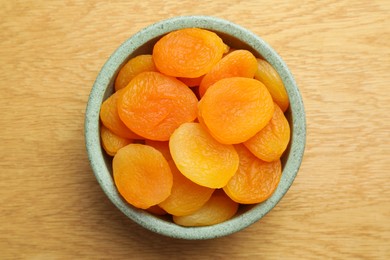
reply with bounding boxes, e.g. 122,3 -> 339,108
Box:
100,89 -> 143,139
199,50 -> 258,97
144,140 -> 172,161
173,189 -> 238,227
198,77 -> 274,144
255,59 -> 289,112
114,54 -> 158,91
100,125 -> 132,156
113,144 -> 173,209
169,122 -> 239,189
159,161 -> 214,216
153,28 -> 228,78
223,144 -> 282,204
117,71 -> 198,141
244,103 -> 290,162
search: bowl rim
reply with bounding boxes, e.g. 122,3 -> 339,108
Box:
85,15 -> 306,240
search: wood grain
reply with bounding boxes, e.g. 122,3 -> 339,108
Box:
0,0 -> 389,259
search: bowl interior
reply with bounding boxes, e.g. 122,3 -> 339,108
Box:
85,16 -> 306,240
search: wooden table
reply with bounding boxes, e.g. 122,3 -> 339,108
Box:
1,1 -> 389,259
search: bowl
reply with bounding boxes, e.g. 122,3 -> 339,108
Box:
85,15 -> 306,240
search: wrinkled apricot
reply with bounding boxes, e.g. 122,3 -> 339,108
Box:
153,28 -> 228,78
169,122 -> 239,188
117,72 -> 198,141
100,125 -> 132,156
198,77 -> 274,144
173,189 -> 238,226
159,161 -> 214,216
114,54 -> 158,91
100,89 -> 143,139
113,144 -> 173,209
255,59 -> 289,112
199,50 -> 258,97
244,103 -> 290,162
223,144 -> 282,204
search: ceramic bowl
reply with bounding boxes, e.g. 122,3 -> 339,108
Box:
85,15 -> 306,240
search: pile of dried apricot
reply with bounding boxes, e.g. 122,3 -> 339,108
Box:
99,28 -> 290,227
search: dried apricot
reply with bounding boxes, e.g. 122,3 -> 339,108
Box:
100,125 -> 132,156
169,122 -> 239,188
159,161 -> 214,216
255,59 -> 289,112
223,144 -> 282,204
244,103 -> 290,162
173,189 -> 238,227
198,77 -> 274,144
114,54 -> 157,91
117,72 -> 198,141
113,144 -> 173,209
100,89 -> 143,139
199,50 -> 258,97
153,28 -> 228,78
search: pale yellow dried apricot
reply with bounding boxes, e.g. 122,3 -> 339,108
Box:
255,59 -> 289,112
173,189 -> 238,226
169,122 -> 239,188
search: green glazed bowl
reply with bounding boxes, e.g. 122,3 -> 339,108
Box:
85,15 -> 306,240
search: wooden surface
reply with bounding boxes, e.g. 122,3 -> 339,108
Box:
1,0 -> 389,259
